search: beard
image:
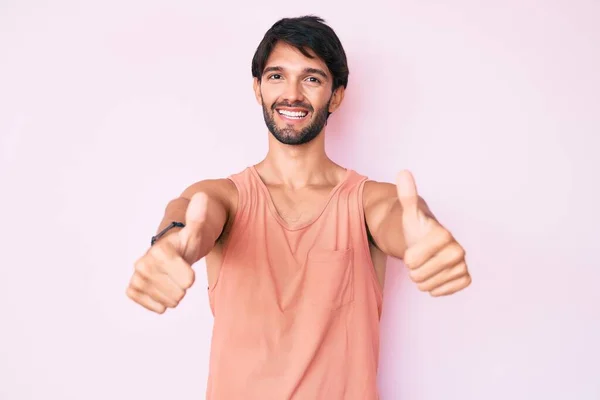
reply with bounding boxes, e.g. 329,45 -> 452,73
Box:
261,96 -> 331,146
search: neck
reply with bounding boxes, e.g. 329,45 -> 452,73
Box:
256,130 -> 341,189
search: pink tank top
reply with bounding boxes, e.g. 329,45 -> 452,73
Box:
206,166 -> 383,399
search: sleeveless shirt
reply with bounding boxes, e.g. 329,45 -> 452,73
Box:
205,166 -> 383,399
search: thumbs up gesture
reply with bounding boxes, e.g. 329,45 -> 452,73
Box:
126,192 -> 213,314
396,170 -> 471,296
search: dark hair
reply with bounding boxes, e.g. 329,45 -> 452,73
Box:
251,15 -> 349,91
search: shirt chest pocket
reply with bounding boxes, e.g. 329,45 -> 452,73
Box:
302,248 -> 354,311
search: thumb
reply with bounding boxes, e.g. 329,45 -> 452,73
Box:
178,192 -> 209,247
396,170 -> 420,216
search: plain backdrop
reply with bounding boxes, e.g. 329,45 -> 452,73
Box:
1,1 -> 599,399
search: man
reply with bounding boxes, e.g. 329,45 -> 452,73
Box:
126,15 -> 471,399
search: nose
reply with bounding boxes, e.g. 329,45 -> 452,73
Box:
281,80 -> 305,105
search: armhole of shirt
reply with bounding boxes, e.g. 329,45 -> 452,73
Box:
357,178 -> 385,302
208,172 -> 246,294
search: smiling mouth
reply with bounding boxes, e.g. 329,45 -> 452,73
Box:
277,109 -> 309,119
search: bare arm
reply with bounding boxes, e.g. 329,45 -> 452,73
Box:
363,175 -> 470,297
153,178 -> 237,256
126,178 -> 237,313
363,181 -> 435,259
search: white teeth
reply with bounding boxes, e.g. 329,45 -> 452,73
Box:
278,110 -> 307,118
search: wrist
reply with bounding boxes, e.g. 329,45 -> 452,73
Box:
151,221 -> 185,246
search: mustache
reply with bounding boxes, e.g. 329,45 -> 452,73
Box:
271,101 -> 314,112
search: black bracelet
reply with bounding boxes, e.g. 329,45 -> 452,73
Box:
151,221 -> 185,246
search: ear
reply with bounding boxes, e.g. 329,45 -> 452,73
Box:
253,77 -> 262,105
328,86 -> 345,114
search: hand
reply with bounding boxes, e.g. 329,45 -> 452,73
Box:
396,170 -> 471,296
126,192 -> 210,313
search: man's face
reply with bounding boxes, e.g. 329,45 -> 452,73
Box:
254,42 -> 344,145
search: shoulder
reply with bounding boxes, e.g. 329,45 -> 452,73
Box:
363,178 -> 435,222
341,168 -> 397,205
179,177 -> 238,215
362,180 -> 397,210
180,178 -> 237,200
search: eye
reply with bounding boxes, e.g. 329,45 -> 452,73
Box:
306,76 -> 321,84
268,74 -> 282,80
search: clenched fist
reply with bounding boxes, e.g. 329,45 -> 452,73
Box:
396,170 -> 471,296
126,192 -> 212,314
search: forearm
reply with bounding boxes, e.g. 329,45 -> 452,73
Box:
156,179 -> 233,250
157,197 -> 189,234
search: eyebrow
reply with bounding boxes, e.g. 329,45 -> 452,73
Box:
262,66 -> 329,80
